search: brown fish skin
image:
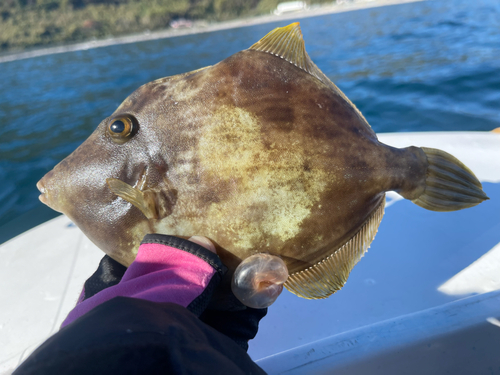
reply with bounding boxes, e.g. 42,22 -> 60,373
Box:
38,46 -> 434,274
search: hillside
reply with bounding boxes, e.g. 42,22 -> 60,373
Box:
0,0 -> 331,52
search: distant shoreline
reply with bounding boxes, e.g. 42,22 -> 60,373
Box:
0,0 -> 423,64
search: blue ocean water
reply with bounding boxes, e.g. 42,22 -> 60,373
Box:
0,0 -> 499,240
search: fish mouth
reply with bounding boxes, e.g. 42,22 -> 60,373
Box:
36,180 -> 48,205
37,179 -> 62,212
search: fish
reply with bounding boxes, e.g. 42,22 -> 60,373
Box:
37,23 -> 488,306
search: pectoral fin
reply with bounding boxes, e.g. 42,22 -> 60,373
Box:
106,178 -> 158,220
107,178 -> 177,220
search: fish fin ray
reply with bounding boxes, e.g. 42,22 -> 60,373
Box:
106,178 -> 157,220
285,198 -> 385,299
412,148 -> 489,211
249,23 -> 376,137
249,22 -> 311,73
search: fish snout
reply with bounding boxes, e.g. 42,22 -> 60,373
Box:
36,179 -> 47,204
37,172 -> 63,213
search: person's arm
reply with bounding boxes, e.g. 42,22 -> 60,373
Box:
14,235 -> 267,375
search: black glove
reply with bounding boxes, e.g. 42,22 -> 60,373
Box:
76,237 -> 267,352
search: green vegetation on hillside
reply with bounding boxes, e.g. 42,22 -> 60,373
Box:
0,0 -> 332,53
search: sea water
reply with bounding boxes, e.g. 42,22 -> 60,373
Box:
0,0 -> 499,241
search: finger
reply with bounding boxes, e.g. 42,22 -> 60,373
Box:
188,236 -> 217,254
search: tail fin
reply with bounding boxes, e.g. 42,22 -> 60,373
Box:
412,147 -> 489,211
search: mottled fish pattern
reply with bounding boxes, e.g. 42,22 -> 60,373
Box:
38,24 -> 488,300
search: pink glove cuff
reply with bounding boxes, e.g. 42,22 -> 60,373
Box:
62,235 -> 225,327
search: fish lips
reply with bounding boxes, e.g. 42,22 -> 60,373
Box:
36,179 -> 47,204
36,176 -> 63,213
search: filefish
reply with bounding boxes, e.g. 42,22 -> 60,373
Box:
37,23 -> 488,308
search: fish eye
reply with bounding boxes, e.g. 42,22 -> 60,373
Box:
107,115 -> 137,144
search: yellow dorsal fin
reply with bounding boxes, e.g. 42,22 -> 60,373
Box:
249,22 -> 331,87
249,22 -> 311,72
285,197 -> 385,299
249,23 -> 376,137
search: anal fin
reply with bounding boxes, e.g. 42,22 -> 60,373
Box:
285,198 -> 385,299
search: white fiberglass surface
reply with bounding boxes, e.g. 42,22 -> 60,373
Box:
256,290 -> 500,375
0,218 -> 103,374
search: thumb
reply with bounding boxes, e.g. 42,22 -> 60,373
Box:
188,236 -> 217,254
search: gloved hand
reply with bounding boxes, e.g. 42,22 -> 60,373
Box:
15,234 -> 268,375
75,234 -> 267,351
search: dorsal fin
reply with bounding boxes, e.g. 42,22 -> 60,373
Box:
250,23 -> 377,137
249,22 -> 335,88
249,22 -> 312,73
